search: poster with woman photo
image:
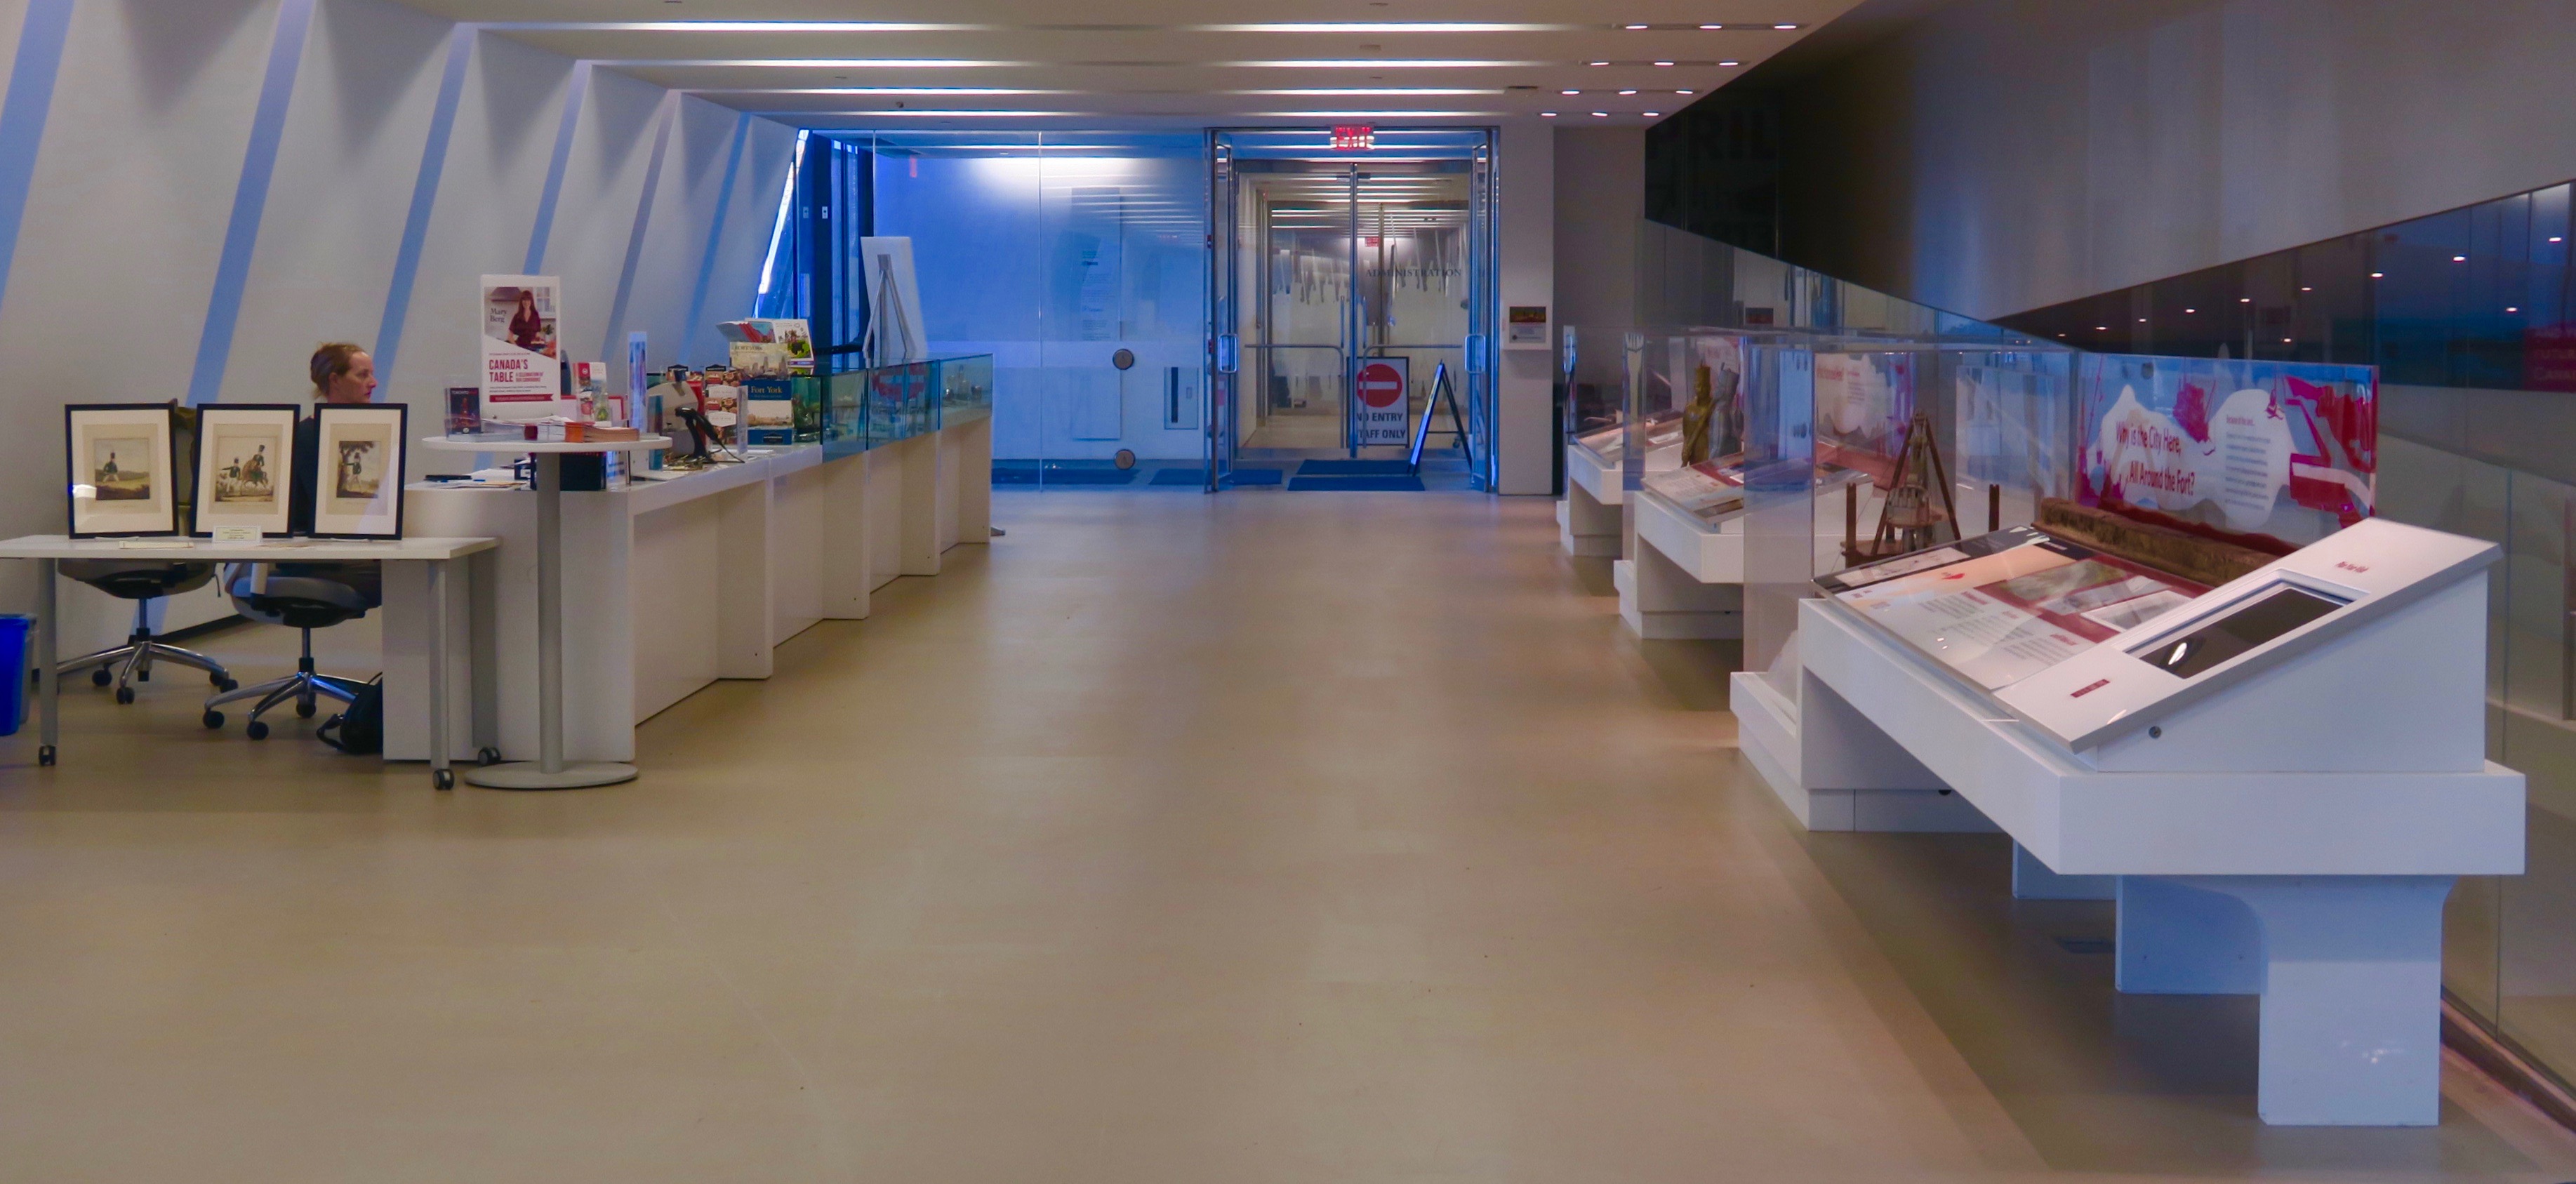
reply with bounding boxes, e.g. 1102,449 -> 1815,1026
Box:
479,274 -> 567,421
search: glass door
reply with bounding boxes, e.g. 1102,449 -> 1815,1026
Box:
1207,128 -> 1495,490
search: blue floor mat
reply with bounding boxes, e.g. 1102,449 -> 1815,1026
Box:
992,467 -> 1136,486
1148,468 -> 1209,486
1296,459 -> 1416,477
1224,467 -> 1285,486
1287,474 -> 1426,492
1147,467 -> 1285,487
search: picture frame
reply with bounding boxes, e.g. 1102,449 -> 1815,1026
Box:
65,403 -> 178,538
309,403 -> 407,539
188,404 -> 298,538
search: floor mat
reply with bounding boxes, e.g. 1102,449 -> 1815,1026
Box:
1296,459 -> 1416,477
993,467 -> 1136,486
1287,474 -> 1426,492
1148,467 -> 1286,487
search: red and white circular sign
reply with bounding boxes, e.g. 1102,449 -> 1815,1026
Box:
1356,362 -> 1405,408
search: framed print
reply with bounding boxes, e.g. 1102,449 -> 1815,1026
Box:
189,404 -> 298,537
65,404 -> 178,538
310,404 -> 407,539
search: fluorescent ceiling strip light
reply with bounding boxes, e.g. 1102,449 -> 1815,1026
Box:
595,59 -> 1008,69
759,109 -> 1077,117
1247,88 -> 1499,95
489,22 -> 975,32
1259,109 -> 1504,117
1232,60 -> 1539,69
708,88 -> 1053,95
1205,22 -> 1566,32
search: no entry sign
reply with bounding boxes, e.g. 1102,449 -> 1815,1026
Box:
1355,357 -> 1409,446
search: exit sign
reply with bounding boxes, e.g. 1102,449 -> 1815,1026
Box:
1331,124 -> 1375,151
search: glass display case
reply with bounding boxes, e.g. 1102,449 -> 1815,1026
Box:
1633,331 -> 1765,523
820,354 -> 997,460
1561,326 -> 1629,468
1820,350 -> 2378,696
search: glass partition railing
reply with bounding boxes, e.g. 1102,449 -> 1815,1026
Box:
818,354 -> 994,459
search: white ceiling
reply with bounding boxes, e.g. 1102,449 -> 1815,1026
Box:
402,0 -> 1868,128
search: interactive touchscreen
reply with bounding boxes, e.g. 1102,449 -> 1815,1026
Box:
2132,584 -> 2347,680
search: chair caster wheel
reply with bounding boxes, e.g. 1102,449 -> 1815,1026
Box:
296,700 -> 317,719
434,769 -> 456,790
212,675 -> 237,691
245,720 -> 270,740
89,669 -> 109,687
36,745 -> 53,766
477,747 -> 501,766
114,686 -> 134,705
201,710 -> 224,730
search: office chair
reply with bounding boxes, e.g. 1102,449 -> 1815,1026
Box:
55,559 -> 239,704
201,562 -> 376,739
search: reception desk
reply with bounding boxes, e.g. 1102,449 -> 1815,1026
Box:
384,415 -> 991,763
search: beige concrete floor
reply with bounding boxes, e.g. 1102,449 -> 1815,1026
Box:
1,488 -> 2573,1182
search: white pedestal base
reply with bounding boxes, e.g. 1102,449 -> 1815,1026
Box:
1616,545 -> 1743,640
2118,874 -> 2453,1126
1558,486 -> 1620,559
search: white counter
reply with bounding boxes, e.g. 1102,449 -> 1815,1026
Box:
385,418 -> 990,761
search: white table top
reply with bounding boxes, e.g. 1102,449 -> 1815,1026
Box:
419,435 -> 670,454
0,534 -> 498,561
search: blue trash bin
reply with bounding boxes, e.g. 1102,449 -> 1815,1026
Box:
0,614 -> 29,736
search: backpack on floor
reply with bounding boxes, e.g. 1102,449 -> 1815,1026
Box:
317,676 -> 384,755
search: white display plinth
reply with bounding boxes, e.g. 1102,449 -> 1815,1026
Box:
1619,491 -> 1742,639
1559,444 -> 1621,560
1733,519 -> 2523,1126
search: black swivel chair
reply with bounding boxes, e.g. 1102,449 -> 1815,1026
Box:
55,560 -> 239,703
201,562 -> 378,738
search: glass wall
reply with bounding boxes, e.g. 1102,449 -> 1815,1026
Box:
761,131 -> 1209,484
2000,180 -> 2576,1089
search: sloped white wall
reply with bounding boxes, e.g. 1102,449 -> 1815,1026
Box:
0,0 -> 795,653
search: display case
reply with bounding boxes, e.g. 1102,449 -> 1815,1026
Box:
1617,330 -> 1767,637
1557,326 -> 1631,558
1734,350 -> 2513,1126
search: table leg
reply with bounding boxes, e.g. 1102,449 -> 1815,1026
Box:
464,453 -> 637,790
427,558 -> 451,791
35,558 -> 54,766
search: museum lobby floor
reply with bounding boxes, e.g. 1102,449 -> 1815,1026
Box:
0,487 -> 2570,1181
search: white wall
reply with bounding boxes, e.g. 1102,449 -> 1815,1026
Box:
1775,0 -> 2576,320
1494,119 -> 1553,495
0,0 -> 795,652
1552,127 -> 1645,333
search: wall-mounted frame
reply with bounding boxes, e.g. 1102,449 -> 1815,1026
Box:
309,404 -> 406,539
188,404 -> 298,538
65,403 -> 178,538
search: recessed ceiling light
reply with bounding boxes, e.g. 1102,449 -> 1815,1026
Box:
2554,237 -> 2566,243
1540,111 -> 1558,117
2137,318 -> 2146,323
1561,88 -> 1580,94
2184,307 -> 2196,312
1642,111 -> 1659,116
2283,337 -> 2294,343
2508,305 -> 2521,312
1591,110 -> 1609,117
2299,286 -> 2312,291
1652,60 -> 1674,67
1774,22 -> 1798,29
2452,255 -> 2468,262
1624,23 -> 1649,29
2239,297 -> 2251,302
1619,88 -> 1638,95
1699,22 -> 1724,29
2096,326 -> 2108,331
1718,60 -> 1741,66
2370,272 -> 2384,278
1588,60 -> 1610,66
1675,89 -> 1693,95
